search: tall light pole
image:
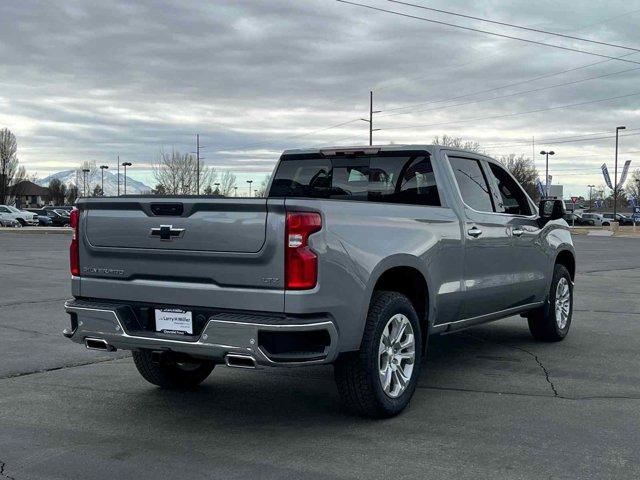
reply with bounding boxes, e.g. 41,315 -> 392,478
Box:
100,165 -> 109,196
614,126 -> 626,220
82,169 -> 90,197
540,150 -> 555,197
587,184 -> 595,211
117,155 -> 120,196
122,162 -> 132,195
247,179 -> 253,197
234,186 -> 238,197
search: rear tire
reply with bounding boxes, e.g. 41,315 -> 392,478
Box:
334,291 -> 422,418
527,264 -> 573,342
132,350 -> 215,389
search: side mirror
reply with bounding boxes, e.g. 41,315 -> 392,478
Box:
538,199 -> 565,225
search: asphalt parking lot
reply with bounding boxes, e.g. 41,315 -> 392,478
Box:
0,233 -> 639,479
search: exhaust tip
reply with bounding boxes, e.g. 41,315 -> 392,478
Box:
85,338 -> 116,352
225,353 -> 256,369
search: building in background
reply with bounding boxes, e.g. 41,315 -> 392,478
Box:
8,181 -> 51,208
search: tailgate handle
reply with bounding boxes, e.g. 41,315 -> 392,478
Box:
150,203 -> 183,216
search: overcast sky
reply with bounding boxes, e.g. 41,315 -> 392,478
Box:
1,0 -> 639,195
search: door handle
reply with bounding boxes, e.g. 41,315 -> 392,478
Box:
467,227 -> 483,238
512,228 -> 524,237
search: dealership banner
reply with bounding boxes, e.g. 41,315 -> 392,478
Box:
618,160 -> 632,187
601,164 -> 613,189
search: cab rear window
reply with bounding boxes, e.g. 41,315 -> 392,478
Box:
269,153 -> 441,206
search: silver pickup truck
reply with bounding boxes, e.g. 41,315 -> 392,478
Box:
64,145 -> 575,417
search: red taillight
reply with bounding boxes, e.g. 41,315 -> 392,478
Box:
70,208 -> 80,276
285,212 -> 322,290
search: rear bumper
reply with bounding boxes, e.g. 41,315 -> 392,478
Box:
64,298 -> 339,367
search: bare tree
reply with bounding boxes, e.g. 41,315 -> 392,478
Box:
92,184 -> 103,197
76,160 -> 98,196
219,171 -> 237,196
432,135 -> 481,152
152,149 -> 217,195
10,166 -> 32,200
254,175 -> 271,197
49,178 -> 67,205
625,168 -> 640,202
66,185 -> 79,205
152,183 -> 167,195
499,154 -> 540,201
0,128 -> 19,204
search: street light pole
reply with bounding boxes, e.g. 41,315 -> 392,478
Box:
614,126 -> 626,220
247,180 -> 253,197
540,150 -> 555,197
121,162 -> 132,195
117,155 -> 120,196
100,165 -> 109,196
587,184 -> 595,211
234,186 -> 238,197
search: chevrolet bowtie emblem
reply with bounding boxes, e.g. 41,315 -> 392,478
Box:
149,225 -> 185,241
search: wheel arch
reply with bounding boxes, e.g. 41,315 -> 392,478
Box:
362,256 -> 432,351
555,249 -> 576,281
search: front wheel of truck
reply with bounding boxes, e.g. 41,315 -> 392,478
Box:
527,264 -> 573,342
132,350 -> 215,389
334,291 -> 422,418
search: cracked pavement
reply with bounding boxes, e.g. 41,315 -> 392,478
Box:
0,234 -> 639,479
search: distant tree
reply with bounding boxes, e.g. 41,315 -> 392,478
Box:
152,183 -> 167,195
625,168 -> 640,202
152,149 -> 217,195
76,160 -> 98,196
219,171 -> 237,196
49,178 -> 67,204
254,175 -> 271,197
92,184 -> 103,196
499,154 -> 540,200
203,185 -> 214,195
66,185 -> 79,205
432,135 -> 481,152
0,128 -> 19,204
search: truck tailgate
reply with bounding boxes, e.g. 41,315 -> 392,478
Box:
75,198 -> 286,311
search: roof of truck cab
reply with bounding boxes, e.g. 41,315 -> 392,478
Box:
280,144 -> 500,163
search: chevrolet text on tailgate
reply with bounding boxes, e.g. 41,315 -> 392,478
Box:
64,145 -> 575,417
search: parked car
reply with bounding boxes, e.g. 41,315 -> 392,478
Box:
27,208 -> 70,226
44,205 -> 74,213
581,213 -> 606,226
63,145 -> 576,418
602,213 -> 633,226
563,212 -> 594,226
0,213 -> 21,227
53,209 -> 71,218
0,205 -> 38,226
38,215 -> 53,226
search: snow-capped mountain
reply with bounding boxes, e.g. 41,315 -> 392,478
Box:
37,169 -> 151,196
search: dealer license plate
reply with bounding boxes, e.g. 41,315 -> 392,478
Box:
155,308 -> 193,335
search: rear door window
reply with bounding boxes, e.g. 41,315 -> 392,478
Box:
449,157 -> 494,212
269,153 -> 441,206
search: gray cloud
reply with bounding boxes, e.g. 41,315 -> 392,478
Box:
1,0 -> 639,194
